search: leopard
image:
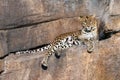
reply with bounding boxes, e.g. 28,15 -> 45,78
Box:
10,15 -> 99,70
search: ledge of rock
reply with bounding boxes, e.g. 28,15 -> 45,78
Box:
0,33 -> 120,80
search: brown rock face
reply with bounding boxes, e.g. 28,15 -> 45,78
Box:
1,34 -> 120,80
0,0 -> 88,29
0,0 -> 120,80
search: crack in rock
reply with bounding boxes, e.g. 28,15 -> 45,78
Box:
99,29 -> 120,40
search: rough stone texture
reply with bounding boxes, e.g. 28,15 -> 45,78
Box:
0,31 -> 8,57
0,0 -> 88,29
106,15 -> 120,31
1,33 -> 120,80
0,0 -> 120,80
110,0 -> 120,15
0,31 -> 8,73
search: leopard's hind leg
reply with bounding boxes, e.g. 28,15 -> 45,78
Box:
41,50 -> 53,70
54,50 -> 62,59
54,43 -> 73,59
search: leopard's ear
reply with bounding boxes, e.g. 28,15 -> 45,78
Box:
78,16 -> 85,21
79,16 -> 83,18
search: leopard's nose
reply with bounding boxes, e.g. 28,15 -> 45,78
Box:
85,28 -> 91,32
87,28 -> 91,31
87,29 -> 91,32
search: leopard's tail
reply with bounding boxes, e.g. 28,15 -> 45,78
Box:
11,44 -> 52,55
38,44 -> 51,51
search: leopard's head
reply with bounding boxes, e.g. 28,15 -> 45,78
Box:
79,15 -> 98,34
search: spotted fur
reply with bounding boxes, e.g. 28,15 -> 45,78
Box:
14,44 -> 52,54
12,15 -> 99,70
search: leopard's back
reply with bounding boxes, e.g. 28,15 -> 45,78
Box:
48,30 -> 82,53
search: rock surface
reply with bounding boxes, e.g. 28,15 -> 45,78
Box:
0,0 -> 120,80
1,33 -> 120,80
0,0 -> 88,29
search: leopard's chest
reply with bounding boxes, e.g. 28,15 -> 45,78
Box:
80,32 -> 96,40
59,36 -> 74,45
